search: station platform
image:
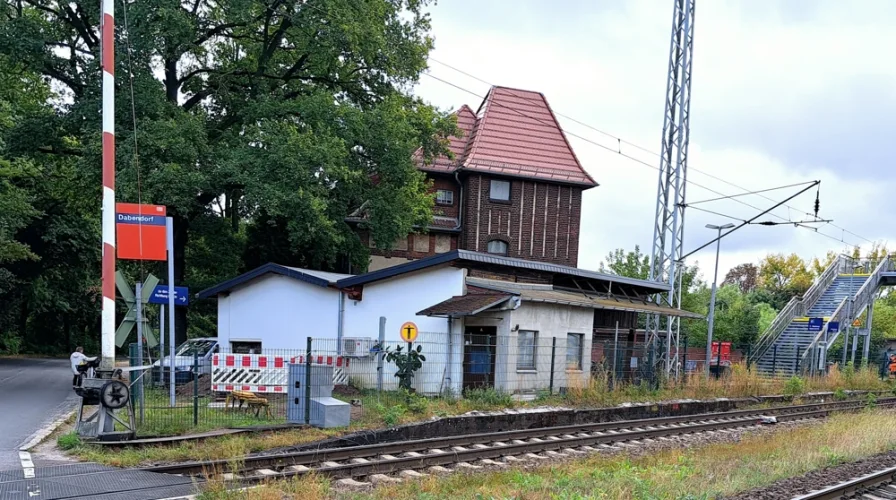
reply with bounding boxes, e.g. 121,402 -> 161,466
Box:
0,463 -> 199,500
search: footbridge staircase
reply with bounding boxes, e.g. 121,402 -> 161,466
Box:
750,255 -> 896,376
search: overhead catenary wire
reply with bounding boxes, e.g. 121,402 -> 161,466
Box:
421,71 -> 863,249
121,0 -> 146,282
426,58 -> 875,247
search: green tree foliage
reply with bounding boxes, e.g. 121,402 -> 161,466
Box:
1,0 -> 455,349
758,253 -> 814,310
598,246 -> 650,280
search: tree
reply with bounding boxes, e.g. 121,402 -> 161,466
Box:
2,0 -> 455,346
599,246 -> 650,280
723,263 -> 758,294
810,250 -> 837,277
758,253 -> 814,309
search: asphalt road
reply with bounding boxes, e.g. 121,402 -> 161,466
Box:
0,358 -> 76,470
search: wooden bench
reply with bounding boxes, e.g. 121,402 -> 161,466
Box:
225,390 -> 272,418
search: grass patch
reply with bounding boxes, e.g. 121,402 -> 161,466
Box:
56,432 -> 81,450
207,409 -> 896,499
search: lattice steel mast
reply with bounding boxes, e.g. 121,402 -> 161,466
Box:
647,0 -> 695,377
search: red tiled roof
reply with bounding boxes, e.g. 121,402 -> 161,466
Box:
415,87 -> 596,187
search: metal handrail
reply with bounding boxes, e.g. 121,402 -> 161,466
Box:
798,256 -> 889,371
749,255 -> 846,364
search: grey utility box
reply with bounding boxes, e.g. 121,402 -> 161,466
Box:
287,363 -> 334,424
310,397 -> 351,428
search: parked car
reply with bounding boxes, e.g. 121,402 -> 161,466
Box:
152,337 -> 219,385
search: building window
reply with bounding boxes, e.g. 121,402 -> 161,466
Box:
567,333 -> 583,370
517,331 -> 537,370
490,179 -> 511,201
435,189 -> 454,205
487,240 -> 508,255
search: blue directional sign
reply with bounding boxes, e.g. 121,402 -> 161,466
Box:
828,321 -> 840,334
149,285 -> 189,306
807,317 -> 824,332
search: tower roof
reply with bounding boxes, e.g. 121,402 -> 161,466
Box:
418,86 -> 597,188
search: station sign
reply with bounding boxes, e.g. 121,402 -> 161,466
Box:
116,203 -> 167,261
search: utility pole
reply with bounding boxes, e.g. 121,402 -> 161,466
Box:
647,0 -> 696,378
705,223 -> 734,377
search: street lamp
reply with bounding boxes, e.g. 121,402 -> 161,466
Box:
705,223 -> 735,377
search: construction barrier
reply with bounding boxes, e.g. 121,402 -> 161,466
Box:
211,353 -> 349,393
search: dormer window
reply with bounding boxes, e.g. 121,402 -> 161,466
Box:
490,179 -> 511,201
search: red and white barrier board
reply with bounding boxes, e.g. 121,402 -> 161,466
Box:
211,353 -> 349,393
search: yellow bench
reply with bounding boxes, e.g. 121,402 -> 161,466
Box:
225,390 -> 272,418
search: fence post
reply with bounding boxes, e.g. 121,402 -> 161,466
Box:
772,345 -> 778,374
305,337 -> 312,425
128,343 -> 140,425
377,317 -> 385,393
745,344 -> 752,372
193,351 -> 199,426
549,337 -> 557,394
795,345 -> 801,374
714,341 -> 721,379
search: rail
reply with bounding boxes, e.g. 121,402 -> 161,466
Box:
750,255 -> 845,364
147,398 -> 896,483
792,464 -> 896,500
800,256 -> 890,373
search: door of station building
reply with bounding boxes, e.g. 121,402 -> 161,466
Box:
463,326 -> 497,391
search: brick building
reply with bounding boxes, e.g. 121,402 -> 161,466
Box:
350,86 -> 598,272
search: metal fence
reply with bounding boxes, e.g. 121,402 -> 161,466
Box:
122,336 -> 776,436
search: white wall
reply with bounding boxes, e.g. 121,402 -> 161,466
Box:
342,265 -> 465,341
499,301 -> 593,394
340,265 -> 464,395
218,274 -> 340,351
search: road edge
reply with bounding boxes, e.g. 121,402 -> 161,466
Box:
17,397 -> 77,452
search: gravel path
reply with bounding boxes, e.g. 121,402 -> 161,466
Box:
724,448 -> 896,500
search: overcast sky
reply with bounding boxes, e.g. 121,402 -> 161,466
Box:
412,0 -> 895,285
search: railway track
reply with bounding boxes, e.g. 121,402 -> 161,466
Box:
792,465 -> 896,499
146,398 -> 895,486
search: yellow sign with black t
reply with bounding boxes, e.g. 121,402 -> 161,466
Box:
400,322 -> 418,343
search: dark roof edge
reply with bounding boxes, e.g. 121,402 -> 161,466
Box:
334,249 -> 670,293
197,263 -> 330,299
336,251 -> 461,288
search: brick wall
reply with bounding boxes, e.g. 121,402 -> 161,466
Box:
360,230 -> 458,270
461,174 -> 582,266
430,175 -> 460,219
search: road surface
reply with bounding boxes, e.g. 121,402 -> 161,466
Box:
0,358 -> 76,470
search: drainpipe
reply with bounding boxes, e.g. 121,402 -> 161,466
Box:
454,170 -> 464,236
447,316 -> 454,394
336,291 -> 345,355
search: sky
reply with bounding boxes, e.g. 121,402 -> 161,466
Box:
412,0 -> 896,285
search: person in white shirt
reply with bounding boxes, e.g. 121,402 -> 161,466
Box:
70,346 -> 87,387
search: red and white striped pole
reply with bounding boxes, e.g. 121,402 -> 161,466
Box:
101,0 -> 115,370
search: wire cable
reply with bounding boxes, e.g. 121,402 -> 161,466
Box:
422,71 -> 860,248
426,58 -> 874,246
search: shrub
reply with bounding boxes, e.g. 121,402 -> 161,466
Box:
833,388 -> 848,401
783,376 -> 806,397
384,344 -> 426,391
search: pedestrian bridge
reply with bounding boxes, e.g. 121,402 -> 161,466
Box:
749,256 -> 896,376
